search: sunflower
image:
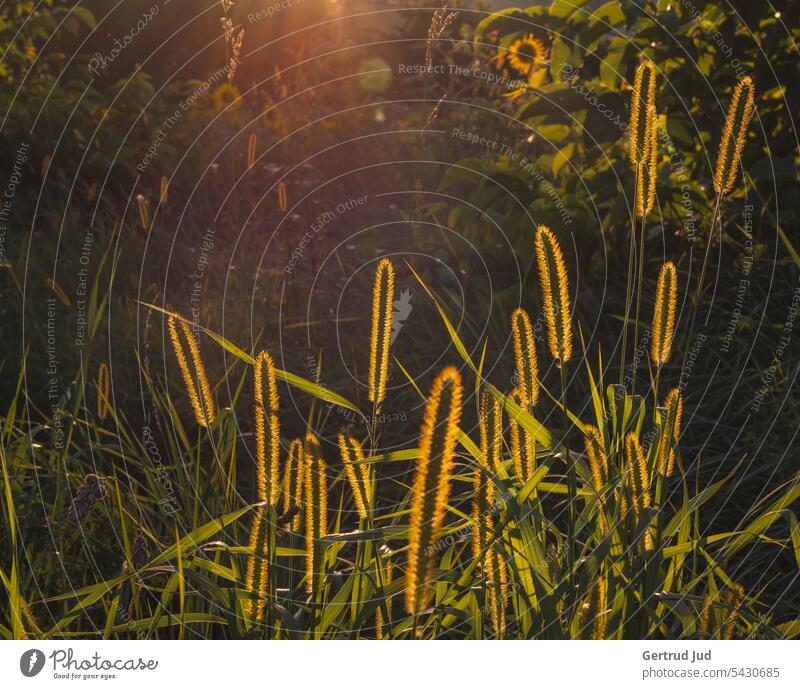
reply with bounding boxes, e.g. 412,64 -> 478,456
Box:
212,83 -> 241,112
504,34 -> 547,76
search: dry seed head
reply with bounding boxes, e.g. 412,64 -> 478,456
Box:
283,438 -> 305,530
659,387 -> 683,476
96,362 -> 110,420
510,307 -> 539,408
254,350 -> 281,507
368,258 -> 395,410
136,194 -> 149,230
67,474 -> 108,525
651,261 -> 678,365
247,133 -> 257,170
628,59 -> 657,165
167,314 -> 216,427
304,433 -> 328,593
278,181 -> 288,212
713,76 -> 756,196
635,102 -> 659,217
338,432 -> 372,520
244,506 -> 270,622
405,367 -> 463,616
159,176 -> 168,205
535,225 -> 573,364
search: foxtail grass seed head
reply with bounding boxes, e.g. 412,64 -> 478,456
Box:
254,350 -> 281,507
136,193 -> 149,230
283,438 -> 305,530
96,362 -> 110,420
479,389 -> 503,475
651,261 -> 678,365
484,546 -> 508,638
405,367 -> 463,617
577,576 -> 608,639
658,387 -> 683,476
167,314 -> 216,427
713,76 -> 756,196
278,181 -> 288,212
368,258 -> 395,410
510,308 -> 539,408
534,225 -> 573,365
67,474 -> 108,525
338,432 -> 372,520
159,176 -> 169,205
624,432 -> 650,520
474,391 -> 499,559
247,133 -> 257,170
508,388 -> 535,482
304,433 -> 328,594
722,584 -> 745,640
628,59 -> 657,166
375,558 -> 394,639
635,102 -> 659,217
244,506 -> 270,622
584,425 -> 609,533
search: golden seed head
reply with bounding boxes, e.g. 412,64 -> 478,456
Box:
368,258 -> 396,410
304,433 -> 328,594
713,76 -> 756,196
584,425 -> 608,495
635,102 -> 659,217
283,438 -> 305,530
629,59 -> 657,165
577,576 -> 608,639
507,388 -> 535,482
338,432 -> 372,521
96,362 -> 110,420
651,261 -> 678,366
624,432 -> 650,518
254,350 -> 281,507
484,546 -> 509,638
534,225 -> 573,364
244,506 -> 270,622
474,390 -> 501,559
510,307 -> 539,408
167,314 -> 216,427
159,176 -> 168,205
479,389 -> 503,475
658,387 -> 683,476
405,367 -> 463,616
